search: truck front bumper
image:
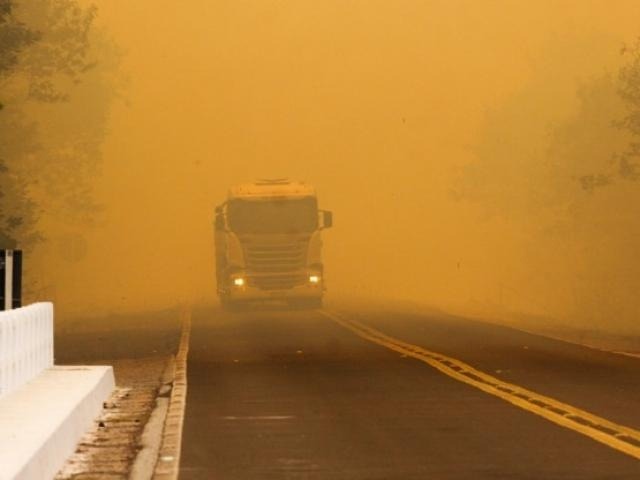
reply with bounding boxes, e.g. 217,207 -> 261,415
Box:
225,279 -> 324,302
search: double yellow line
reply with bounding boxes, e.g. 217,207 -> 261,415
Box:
322,310 -> 640,460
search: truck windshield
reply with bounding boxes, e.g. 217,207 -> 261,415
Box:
228,197 -> 318,234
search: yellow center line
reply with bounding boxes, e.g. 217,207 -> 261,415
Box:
321,310 -> 640,460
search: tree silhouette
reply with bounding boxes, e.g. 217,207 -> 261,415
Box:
0,0 -> 99,248
618,38 -> 640,180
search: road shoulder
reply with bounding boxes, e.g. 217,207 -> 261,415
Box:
55,356 -> 171,480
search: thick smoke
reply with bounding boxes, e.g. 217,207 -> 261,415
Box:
19,1 -> 640,334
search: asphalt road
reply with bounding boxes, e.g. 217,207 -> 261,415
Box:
180,304 -> 640,479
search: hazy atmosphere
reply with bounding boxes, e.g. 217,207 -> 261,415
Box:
4,0 -> 640,332
4,3 -> 640,478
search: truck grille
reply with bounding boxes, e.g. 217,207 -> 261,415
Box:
243,238 -> 309,290
244,241 -> 308,274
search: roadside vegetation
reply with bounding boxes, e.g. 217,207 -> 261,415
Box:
458,35 -> 640,330
0,0 -> 117,249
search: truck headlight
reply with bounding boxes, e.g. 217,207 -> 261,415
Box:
309,275 -> 320,284
233,277 -> 245,287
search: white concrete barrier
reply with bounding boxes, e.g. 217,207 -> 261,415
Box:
0,303 -> 53,398
0,302 -> 115,479
0,365 -> 115,480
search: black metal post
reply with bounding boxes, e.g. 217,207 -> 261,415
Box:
1,249 -> 22,310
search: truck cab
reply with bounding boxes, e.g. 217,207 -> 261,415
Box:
214,179 -> 332,309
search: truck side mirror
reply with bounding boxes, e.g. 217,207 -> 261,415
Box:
322,210 -> 333,229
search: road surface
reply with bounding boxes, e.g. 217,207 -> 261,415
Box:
179,304 -> 640,479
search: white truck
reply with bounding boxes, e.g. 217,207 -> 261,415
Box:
214,179 -> 333,309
